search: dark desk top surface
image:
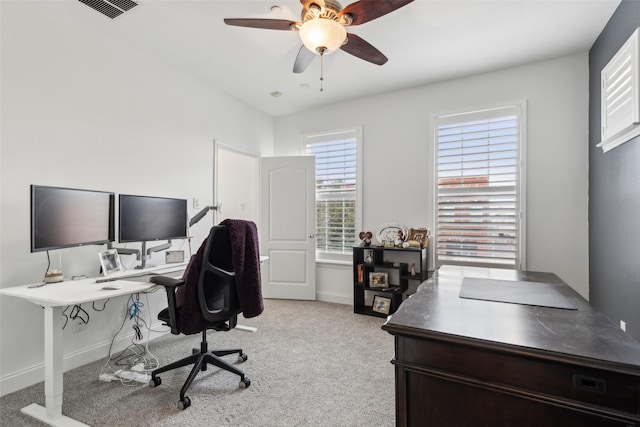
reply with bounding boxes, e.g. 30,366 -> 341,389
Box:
383,265 -> 640,373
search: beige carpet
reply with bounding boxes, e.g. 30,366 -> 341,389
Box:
0,299 -> 395,426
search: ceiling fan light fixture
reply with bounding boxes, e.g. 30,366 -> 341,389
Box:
299,18 -> 346,55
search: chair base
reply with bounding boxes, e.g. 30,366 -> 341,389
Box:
149,330 -> 249,409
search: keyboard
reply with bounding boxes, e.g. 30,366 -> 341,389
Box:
94,263 -> 187,284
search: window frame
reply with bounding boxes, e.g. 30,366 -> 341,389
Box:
598,27 -> 640,153
432,103 -> 527,270
303,127 -> 363,264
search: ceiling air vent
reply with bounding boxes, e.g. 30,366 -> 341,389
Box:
78,0 -> 138,19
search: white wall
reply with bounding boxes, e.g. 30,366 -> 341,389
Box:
215,145 -> 260,224
0,1 -> 273,395
274,53 -> 590,303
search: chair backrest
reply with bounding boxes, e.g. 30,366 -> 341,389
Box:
197,225 -> 242,324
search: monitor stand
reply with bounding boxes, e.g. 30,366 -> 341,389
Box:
108,243 -> 140,261
136,240 -> 172,269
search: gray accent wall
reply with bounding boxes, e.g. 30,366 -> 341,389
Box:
589,0 -> 640,342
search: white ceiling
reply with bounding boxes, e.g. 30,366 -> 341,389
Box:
49,0 -> 620,116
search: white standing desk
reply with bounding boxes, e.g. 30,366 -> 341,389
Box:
0,264 -> 186,427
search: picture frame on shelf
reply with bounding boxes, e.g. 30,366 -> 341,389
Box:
372,295 -> 392,315
369,272 -> 388,288
364,249 -> 374,264
409,228 -> 429,248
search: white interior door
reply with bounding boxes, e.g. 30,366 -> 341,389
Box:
260,156 -> 316,300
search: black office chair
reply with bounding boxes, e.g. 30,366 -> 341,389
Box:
148,225 -> 251,410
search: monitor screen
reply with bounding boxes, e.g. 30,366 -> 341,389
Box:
119,194 -> 188,243
31,185 -> 115,252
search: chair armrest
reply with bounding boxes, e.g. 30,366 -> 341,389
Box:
150,275 -> 185,335
150,275 -> 185,288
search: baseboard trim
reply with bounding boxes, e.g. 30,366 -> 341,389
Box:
316,291 -> 352,305
0,322 -> 168,397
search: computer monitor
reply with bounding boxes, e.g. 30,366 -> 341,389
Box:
30,185 -> 115,253
119,194 -> 188,268
119,194 -> 188,243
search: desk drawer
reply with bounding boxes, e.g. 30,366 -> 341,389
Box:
398,336 -> 640,416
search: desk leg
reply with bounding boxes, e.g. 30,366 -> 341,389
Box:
45,305 -> 64,419
20,306 -> 88,427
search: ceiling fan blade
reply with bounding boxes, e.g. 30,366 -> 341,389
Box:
339,0 -> 414,26
223,18 -> 298,31
293,46 -> 316,73
300,0 -> 325,11
340,33 -> 388,65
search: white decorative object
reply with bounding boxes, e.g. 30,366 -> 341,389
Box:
598,27 -> 640,153
376,224 -> 409,246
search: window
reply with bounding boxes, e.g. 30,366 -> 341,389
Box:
598,27 -> 640,153
304,128 -> 362,261
434,105 -> 525,269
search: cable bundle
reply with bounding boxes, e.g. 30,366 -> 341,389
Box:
99,292 -> 165,385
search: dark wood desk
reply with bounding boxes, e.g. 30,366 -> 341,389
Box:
382,265 -> 640,426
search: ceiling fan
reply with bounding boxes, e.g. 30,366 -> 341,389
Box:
224,0 -> 414,76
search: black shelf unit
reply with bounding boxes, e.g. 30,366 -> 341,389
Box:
353,245 -> 428,317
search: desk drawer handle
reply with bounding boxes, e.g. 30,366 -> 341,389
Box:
573,374 -> 606,393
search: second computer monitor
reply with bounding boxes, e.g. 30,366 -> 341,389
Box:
119,194 -> 188,243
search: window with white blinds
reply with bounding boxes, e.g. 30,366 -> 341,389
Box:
598,27 -> 640,153
435,106 -> 524,268
304,128 -> 362,260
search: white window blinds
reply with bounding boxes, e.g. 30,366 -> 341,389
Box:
304,129 -> 361,256
435,106 -> 523,268
598,27 -> 640,153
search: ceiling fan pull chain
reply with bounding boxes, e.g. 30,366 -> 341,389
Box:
320,52 -> 324,92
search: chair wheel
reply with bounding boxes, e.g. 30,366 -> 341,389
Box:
178,396 -> 191,410
240,377 -> 251,388
238,353 -> 248,362
149,377 -> 161,387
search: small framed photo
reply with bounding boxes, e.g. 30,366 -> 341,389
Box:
409,228 -> 430,248
372,295 -> 392,315
364,249 -> 374,264
99,249 -> 123,276
369,272 -> 388,288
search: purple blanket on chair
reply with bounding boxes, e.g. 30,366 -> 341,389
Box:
175,220 -> 263,334
176,240 -> 208,334
220,219 -> 264,318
